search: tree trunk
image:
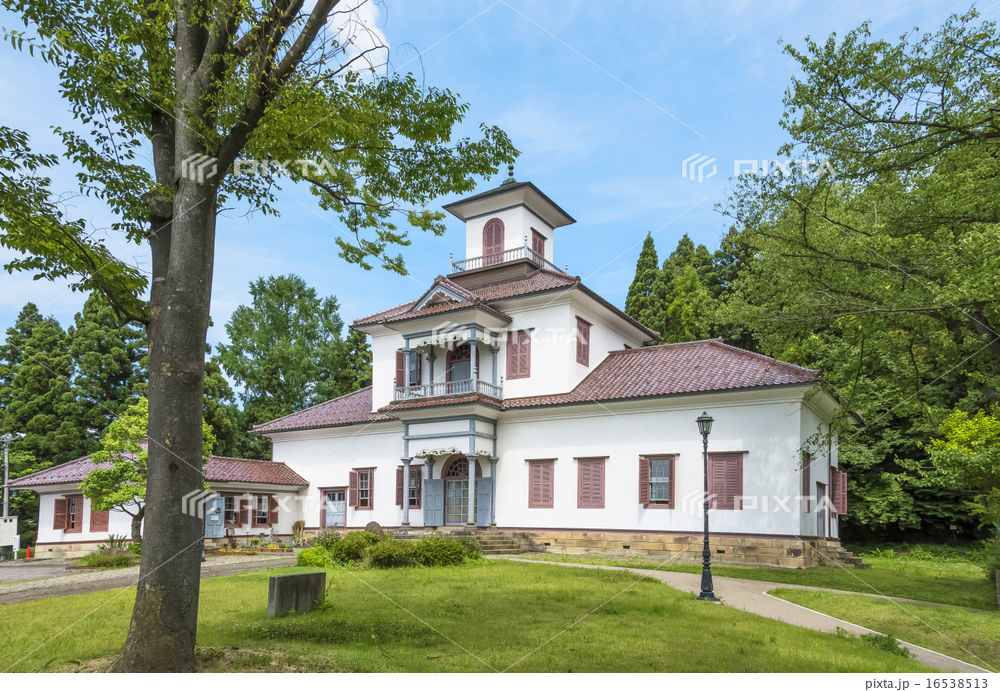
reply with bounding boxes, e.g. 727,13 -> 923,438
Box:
131,505 -> 145,544
110,181 -> 217,672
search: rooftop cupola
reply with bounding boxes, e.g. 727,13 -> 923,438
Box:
443,168 -> 575,278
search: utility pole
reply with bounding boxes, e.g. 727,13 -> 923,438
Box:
1,433 -> 25,517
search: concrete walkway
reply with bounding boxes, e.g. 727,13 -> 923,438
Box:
0,553 -> 297,604
504,557 -> 992,673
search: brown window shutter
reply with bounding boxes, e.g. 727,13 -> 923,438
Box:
528,460 -> 553,508
833,469 -> 848,514
238,497 -> 249,525
268,495 -> 278,525
395,350 -> 405,386
318,489 -> 326,528
708,454 -> 729,509
483,218 -> 504,257
732,454 -> 743,510
54,498 -> 67,530
348,470 -> 359,508
639,456 -> 650,506
90,508 -> 110,532
576,318 -> 590,366
577,459 -> 605,508
506,331 -> 515,378
396,467 -> 404,507
520,330 -> 530,377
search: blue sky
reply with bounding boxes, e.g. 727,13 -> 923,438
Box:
0,0 -> 990,349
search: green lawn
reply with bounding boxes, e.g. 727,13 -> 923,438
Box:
518,553 -> 996,609
0,560 -> 930,672
772,589 -> 1000,672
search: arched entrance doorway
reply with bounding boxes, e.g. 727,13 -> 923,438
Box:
442,454 -> 482,525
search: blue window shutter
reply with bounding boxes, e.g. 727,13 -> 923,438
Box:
423,479 -> 444,526
476,477 -> 492,526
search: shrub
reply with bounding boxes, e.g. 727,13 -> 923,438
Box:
313,529 -> 341,551
101,534 -> 129,552
296,546 -> 332,568
456,536 -> 483,560
975,537 -> 1000,577
411,536 -> 467,566
330,530 -> 381,563
75,552 -> 137,569
365,537 -> 413,568
126,541 -> 141,556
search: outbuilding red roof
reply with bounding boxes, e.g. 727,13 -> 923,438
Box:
9,449 -> 308,488
254,339 -> 822,431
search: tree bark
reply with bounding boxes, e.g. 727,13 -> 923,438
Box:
130,504 -> 145,544
110,182 -> 217,672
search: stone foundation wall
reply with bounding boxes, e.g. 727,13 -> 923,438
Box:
32,541 -> 104,560
511,530 -> 832,569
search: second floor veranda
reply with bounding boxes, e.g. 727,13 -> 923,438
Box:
393,332 -> 504,402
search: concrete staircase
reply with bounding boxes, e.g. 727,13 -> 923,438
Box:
393,526 -> 531,555
815,541 -> 870,568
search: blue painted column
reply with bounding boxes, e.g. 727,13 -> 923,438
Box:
467,428 -> 476,526
491,344 -> 499,386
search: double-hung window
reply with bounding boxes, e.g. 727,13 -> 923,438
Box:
640,455 -> 675,508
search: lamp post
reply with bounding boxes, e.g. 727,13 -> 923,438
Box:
1,432 -> 26,517
696,412 -> 718,601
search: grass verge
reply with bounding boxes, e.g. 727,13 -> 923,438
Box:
516,553 -> 996,609
771,588 -> 1000,672
0,560 -> 930,672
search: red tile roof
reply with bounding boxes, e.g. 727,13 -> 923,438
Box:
254,339 -> 821,432
379,392 -> 503,413
251,386 -> 393,434
351,269 -> 579,328
9,450 -> 308,488
504,339 -> 821,408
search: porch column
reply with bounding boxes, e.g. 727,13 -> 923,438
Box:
401,457 -> 412,526
427,350 -> 436,386
467,432 -> 476,525
491,344 -> 499,386
469,336 -> 480,387
489,457 -> 498,526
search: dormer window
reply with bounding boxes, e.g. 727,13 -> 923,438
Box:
483,218 -> 504,265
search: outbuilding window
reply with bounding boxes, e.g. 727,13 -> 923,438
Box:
577,458 -> 606,508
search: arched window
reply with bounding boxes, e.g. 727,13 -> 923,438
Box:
483,218 -> 504,264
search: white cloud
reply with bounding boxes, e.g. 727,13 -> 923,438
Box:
327,0 -> 390,74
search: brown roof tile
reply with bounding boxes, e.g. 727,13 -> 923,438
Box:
251,386 -> 393,434
504,339 -> 821,408
378,392 -> 503,413
9,450 -> 308,488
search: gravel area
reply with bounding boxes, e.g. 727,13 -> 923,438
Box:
0,553 -> 297,604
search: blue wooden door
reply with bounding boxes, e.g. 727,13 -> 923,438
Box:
476,477 -> 492,527
204,494 -> 225,538
423,479 -> 444,526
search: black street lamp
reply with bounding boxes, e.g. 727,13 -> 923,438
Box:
696,412 -> 718,601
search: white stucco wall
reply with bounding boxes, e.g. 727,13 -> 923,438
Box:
265,386 -> 834,538
799,402 -> 840,538
494,392 -> 808,536
269,422 -> 408,528
35,491 -> 137,545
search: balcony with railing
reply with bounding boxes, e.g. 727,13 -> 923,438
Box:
451,245 -> 563,274
393,378 -> 502,401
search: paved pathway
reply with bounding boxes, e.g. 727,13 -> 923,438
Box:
0,554 -> 297,604
504,557 -> 992,673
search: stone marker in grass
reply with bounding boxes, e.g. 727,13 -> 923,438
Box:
267,572 -> 326,617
